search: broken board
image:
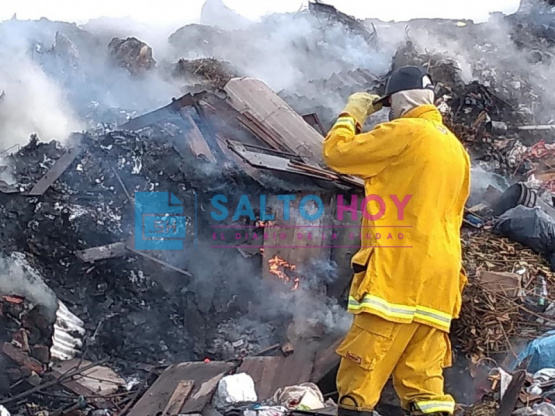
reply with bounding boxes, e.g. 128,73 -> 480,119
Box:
75,242 -> 128,263
128,361 -> 236,416
162,380 -> 194,416
28,147 -> 82,196
178,110 -> 217,163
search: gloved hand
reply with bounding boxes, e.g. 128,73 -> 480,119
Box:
341,93 -> 383,126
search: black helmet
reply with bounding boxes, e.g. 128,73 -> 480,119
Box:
375,66 -> 435,107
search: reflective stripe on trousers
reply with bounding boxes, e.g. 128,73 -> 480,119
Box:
412,399 -> 456,414
348,295 -> 452,331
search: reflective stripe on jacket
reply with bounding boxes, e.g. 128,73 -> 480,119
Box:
323,104 -> 470,332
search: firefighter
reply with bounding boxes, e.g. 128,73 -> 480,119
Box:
322,65 -> 470,416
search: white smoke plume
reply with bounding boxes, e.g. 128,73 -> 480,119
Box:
0,26 -> 82,148
0,252 -> 58,321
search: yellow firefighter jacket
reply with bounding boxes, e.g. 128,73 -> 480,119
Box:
323,104 -> 470,332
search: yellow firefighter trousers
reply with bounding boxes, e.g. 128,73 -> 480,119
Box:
336,313 -> 455,414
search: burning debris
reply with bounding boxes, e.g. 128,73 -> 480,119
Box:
268,255 -> 302,292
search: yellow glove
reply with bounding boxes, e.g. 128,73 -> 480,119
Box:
341,93 -> 383,127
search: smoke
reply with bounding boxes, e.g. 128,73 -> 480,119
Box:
0,23 -> 83,148
0,252 -> 58,321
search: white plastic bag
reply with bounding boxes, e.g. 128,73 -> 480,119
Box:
213,373 -> 257,410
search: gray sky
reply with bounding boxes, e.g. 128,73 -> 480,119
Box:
1,0 -> 521,26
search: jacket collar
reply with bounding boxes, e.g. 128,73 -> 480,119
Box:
402,104 -> 442,123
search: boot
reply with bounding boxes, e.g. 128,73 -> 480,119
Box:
337,407 -> 376,416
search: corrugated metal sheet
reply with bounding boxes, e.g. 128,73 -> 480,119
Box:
225,77 -> 325,166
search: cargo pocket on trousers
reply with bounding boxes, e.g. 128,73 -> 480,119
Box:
441,333 -> 453,368
336,316 -> 394,371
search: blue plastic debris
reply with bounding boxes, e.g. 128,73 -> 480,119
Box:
514,330 -> 555,373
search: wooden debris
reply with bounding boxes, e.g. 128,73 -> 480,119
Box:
120,92 -> 204,131
477,271 -> 522,297
75,242 -> 128,263
162,380 -> 194,416
128,361 -> 236,416
458,230 -> 555,357
178,110 -> 216,163
28,147 -> 82,196
53,359 -> 126,397
126,247 -> 193,278
497,370 -> 526,416
2,342 -> 44,374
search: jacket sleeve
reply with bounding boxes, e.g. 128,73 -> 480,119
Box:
322,115 -> 411,178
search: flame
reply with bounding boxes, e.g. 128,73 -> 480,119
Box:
268,255 -> 301,291
255,220 -> 275,227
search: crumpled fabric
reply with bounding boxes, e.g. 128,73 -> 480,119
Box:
271,383 -> 324,410
513,402 -> 555,416
527,368 -> 555,395
390,89 -> 435,120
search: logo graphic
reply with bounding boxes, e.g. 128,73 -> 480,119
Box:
134,192 -> 186,250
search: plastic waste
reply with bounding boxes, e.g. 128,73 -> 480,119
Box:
514,331 -> 555,373
494,206 -> 555,271
213,373 -> 257,410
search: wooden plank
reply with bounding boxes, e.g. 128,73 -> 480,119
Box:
126,247 -> 193,278
128,361 -> 236,416
179,111 -> 216,163
162,380 -> 194,416
497,370 -> 526,416
75,242 -> 128,263
28,147 -> 81,196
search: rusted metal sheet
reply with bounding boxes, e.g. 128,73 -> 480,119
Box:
225,78 -> 324,165
28,147 -> 81,196
238,348 -> 315,401
120,92 -> 205,131
75,242 -> 128,263
162,380 -> 194,416
128,361 -> 236,416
